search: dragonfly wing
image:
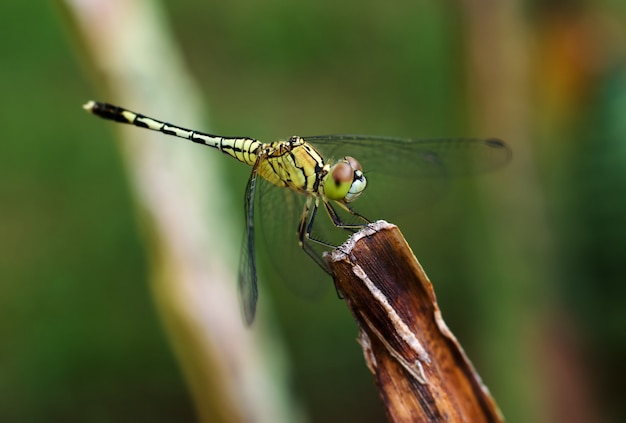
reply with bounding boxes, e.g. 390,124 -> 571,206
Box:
304,136 -> 511,220
238,163 -> 260,326
256,178 -> 331,299
304,136 -> 511,177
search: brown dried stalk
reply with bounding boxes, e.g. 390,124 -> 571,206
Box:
327,221 -> 503,423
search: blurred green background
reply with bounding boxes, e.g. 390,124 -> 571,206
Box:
2,0 -> 626,422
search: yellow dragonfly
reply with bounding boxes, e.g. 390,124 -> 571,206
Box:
84,101 -> 511,325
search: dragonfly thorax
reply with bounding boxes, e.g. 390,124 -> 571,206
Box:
323,156 -> 367,203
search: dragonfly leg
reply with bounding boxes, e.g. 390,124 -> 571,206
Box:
296,196 -> 372,277
297,196 -> 333,275
323,199 -> 371,233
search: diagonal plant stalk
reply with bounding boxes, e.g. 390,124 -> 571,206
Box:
328,221 -> 503,423
60,0 -> 301,421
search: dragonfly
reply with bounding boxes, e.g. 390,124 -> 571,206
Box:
83,100 -> 511,325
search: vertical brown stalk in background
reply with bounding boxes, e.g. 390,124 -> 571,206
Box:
459,1 -> 554,421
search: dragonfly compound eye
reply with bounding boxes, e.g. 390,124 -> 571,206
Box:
324,158 -> 367,203
344,156 -> 363,172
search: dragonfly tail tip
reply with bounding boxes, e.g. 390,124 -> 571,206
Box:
83,100 -> 96,112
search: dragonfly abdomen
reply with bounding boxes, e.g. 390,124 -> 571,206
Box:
209,136 -> 262,166
84,101 -> 263,166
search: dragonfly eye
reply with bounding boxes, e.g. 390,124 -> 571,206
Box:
344,156 -> 363,172
324,157 -> 367,203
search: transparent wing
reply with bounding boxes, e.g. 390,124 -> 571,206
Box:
303,135 -> 511,176
255,135 -> 511,302
256,178 -> 331,299
303,135 -> 511,220
238,165 -> 259,326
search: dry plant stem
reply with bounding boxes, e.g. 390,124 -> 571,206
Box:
328,221 -> 503,423
61,1 -> 298,422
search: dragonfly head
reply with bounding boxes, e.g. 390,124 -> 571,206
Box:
324,156 -> 367,203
